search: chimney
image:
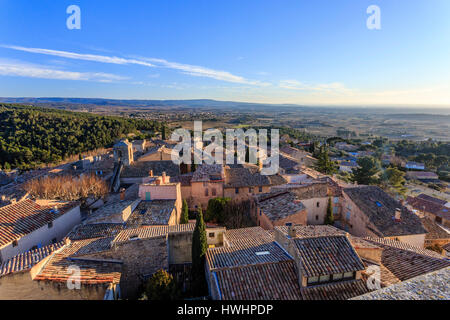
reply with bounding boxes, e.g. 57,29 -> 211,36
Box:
394,208 -> 402,222
120,188 -> 126,201
149,170 -> 154,177
286,223 -> 296,238
155,179 -> 161,186
162,171 -> 167,184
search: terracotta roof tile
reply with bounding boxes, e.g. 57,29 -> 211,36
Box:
0,199 -> 79,247
0,241 -> 65,277
294,235 -> 365,277
213,261 -> 302,300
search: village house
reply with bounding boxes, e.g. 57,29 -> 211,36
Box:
340,186 -> 427,247
405,171 -> 439,182
0,239 -> 122,300
253,191 -> 307,229
137,145 -> 174,162
206,225 -> 372,300
185,164 -> 224,210
272,178 -> 343,225
279,146 -> 317,168
406,195 -> 450,228
223,165 -> 287,201
405,161 -> 426,170
0,199 -> 81,264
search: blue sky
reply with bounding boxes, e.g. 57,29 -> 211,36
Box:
1,0 -> 449,106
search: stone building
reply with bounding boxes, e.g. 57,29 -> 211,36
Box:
114,139 -> 134,166
0,199 -> 81,263
341,186 -> 427,247
253,191 -> 307,229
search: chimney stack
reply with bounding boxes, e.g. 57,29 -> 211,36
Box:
149,170 -> 154,177
286,223 -> 296,238
120,188 -> 126,201
394,208 -> 402,222
258,161 -> 263,172
162,171 -> 167,184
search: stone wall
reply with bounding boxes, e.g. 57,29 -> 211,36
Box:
0,271 -> 109,300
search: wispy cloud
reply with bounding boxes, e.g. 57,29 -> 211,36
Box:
2,44 -> 269,86
0,60 -> 128,82
279,80 -> 353,94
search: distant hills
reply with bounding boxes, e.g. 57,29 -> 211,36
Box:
1,97 -> 449,115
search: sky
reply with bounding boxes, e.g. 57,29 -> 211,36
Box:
0,0 -> 450,106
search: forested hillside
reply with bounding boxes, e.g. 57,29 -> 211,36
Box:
0,104 -> 160,170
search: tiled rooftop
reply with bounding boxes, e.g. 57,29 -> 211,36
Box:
301,280 -> 370,300
407,196 -> 450,220
0,199 -> 79,247
294,235 -> 365,277
34,242 -> 122,285
224,227 -> 274,247
192,164 -> 224,182
364,238 -> 450,281
207,242 -> 292,270
126,200 -> 176,227
213,261 -> 302,300
67,223 -> 124,241
121,161 -> 180,178
344,186 -> 427,237
353,266 -> 450,300
224,167 -> 278,188
276,224 -> 346,238
417,194 -> 447,206
256,191 -> 305,222
113,223 -> 196,243
85,199 -> 139,224
420,217 -> 450,240
0,241 -> 65,277
63,237 -> 115,257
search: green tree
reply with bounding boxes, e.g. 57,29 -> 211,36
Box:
206,197 -> 231,223
316,145 -> 338,175
352,156 -> 381,185
191,209 -> 208,296
324,197 -> 334,225
180,199 -> 189,224
161,124 -> 167,140
142,269 -> 178,300
382,167 -> 407,196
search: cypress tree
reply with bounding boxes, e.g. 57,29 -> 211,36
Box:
191,209 -> 207,296
325,197 -> 334,225
180,199 -> 189,224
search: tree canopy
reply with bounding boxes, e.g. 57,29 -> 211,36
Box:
0,104 -> 160,170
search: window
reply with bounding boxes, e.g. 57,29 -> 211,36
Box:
48,222 -> 53,229
12,240 -> 18,247
317,202 -> 320,208
249,188 -> 253,194
205,189 -> 209,197
259,209 -> 262,216
334,197 -> 339,204
343,272 -> 354,279
209,233 -> 215,238
333,273 -> 343,281
319,275 -> 330,283
212,188 -> 217,196
346,212 -> 351,221
307,276 -> 319,285
315,215 -> 319,221
235,188 -> 239,194
259,186 -> 263,193
333,207 -> 338,214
